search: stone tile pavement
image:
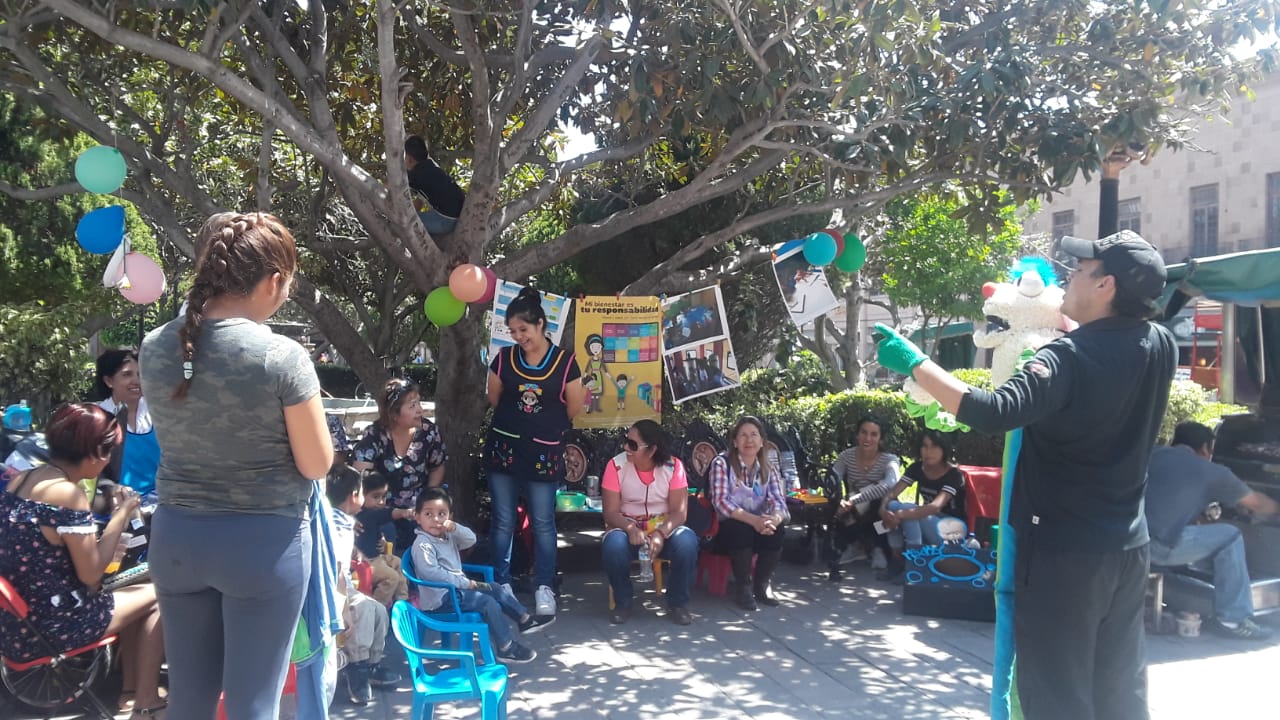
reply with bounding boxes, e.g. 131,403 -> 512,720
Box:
8,553 -> 1276,719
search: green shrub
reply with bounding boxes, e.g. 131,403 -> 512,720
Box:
0,302 -> 93,420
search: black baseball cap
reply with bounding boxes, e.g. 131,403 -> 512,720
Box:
1060,230 -> 1166,303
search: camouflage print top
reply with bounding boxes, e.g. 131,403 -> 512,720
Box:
140,317 -> 321,518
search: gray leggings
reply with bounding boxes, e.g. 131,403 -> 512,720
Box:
150,505 -> 311,720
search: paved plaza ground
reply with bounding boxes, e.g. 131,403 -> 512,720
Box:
7,532 -> 1276,719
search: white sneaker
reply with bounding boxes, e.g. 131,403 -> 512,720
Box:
535,585 -> 556,616
870,548 -> 888,570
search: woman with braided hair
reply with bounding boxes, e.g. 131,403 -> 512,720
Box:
140,212 -> 333,720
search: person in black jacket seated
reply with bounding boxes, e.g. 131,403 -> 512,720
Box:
404,135 -> 466,236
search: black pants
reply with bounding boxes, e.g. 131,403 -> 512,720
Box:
821,499 -> 889,567
714,517 -> 785,554
1015,542 -> 1149,720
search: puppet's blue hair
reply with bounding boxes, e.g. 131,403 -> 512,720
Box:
1008,256 -> 1059,287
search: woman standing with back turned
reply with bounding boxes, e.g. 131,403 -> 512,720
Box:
141,213 -> 333,720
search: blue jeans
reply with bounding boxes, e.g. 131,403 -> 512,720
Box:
885,500 -> 966,549
488,471 -> 558,588
456,587 -> 525,650
602,526 -> 698,610
418,210 -> 457,235
1150,523 -> 1254,623
150,506 -> 311,720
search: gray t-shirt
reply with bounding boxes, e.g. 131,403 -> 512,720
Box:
140,317 -> 321,518
1144,444 -> 1251,546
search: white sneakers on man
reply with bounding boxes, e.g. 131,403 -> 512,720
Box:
535,585 -> 556,616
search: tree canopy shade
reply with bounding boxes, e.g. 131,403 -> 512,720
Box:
1,0 -> 1277,499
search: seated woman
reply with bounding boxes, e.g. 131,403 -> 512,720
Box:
880,429 -> 968,574
0,404 -> 165,718
352,378 -> 447,553
601,420 -> 699,626
710,416 -> 788,611
824,416 -> 901,582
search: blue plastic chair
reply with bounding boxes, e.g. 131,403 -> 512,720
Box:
391,600 -> 509,720
401,551 -> 497,651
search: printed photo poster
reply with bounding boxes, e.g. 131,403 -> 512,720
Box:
487,281 -> 572,361
661,286 -> 741,404
772,240 -> 840,328
573,295 -> 664,429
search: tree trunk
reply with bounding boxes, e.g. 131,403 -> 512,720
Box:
432,311 -> 489,523
844,277 -> 864,387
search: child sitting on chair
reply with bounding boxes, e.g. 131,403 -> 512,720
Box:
353,471 -> 409,607
409,487 -> 548,663
326,466 -> 402,705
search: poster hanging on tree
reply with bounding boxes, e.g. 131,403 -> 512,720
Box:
572,295 -> 663,428
772,240 -> 840,328
661,286 -> 741,404
487,281 -> 572,361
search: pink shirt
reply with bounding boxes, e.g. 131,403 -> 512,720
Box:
602,456 -> 688,520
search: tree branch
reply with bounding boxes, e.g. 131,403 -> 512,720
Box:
0,179 -> 83,200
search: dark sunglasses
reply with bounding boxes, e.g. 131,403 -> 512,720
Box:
624,438 -> 650,452
385,379 -> 413,407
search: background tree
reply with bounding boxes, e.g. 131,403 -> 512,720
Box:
880,191 -> 1026,358
1,0 -> 1275,509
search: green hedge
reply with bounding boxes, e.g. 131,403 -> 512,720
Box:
315,363 -> 437,399
665,358 -> 1247,470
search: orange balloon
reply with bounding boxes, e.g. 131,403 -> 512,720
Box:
448,264 -> 487,303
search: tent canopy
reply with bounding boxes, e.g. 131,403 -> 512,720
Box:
1162,248 -> 1280,316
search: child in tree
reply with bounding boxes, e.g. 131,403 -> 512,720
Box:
409,487 -> 549,663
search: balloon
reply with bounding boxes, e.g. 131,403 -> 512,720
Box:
822,228 -> 845,256
424,287 -> 466,326
118,253 -> 167,304
448,264 -> 488,303
834,233 -> 867,273
75,146 -> 128,194
76,205 -> 126,254
802,232 -> 838,266
476,267 -> 498,304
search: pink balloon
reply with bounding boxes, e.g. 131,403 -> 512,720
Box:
448,264 -> 488,303
476,267 -> 498,304
118,252 -> 167,305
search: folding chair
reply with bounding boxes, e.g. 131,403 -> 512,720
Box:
0,576 -> 117,719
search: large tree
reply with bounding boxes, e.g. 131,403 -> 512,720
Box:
1,0 -> 1274,504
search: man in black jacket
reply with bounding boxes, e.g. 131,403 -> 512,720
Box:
405,135 -> 466,236
877,229 -> 1176,720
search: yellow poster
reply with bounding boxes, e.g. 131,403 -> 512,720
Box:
573,295 -> 663,429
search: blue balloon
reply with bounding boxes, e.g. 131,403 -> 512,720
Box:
803,232 -> 838,266
75,146 -> 128,194
76,205 -> 126,255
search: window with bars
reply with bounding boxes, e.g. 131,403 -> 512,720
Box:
1052,210 -> 1075,241
1118,198 -> 1141,234
1190,184 -> 1219,257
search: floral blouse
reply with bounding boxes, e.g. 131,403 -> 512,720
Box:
353,420 -> 448,510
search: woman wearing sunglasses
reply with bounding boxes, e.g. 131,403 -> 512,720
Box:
352,377 -> 448,554
600,420 -> 698,625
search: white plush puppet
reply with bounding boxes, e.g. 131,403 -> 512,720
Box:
903,257 -> 1070,419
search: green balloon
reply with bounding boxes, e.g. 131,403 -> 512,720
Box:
75,146 -> 128,194
834,233 -> 866,272
424,287 -> 466,326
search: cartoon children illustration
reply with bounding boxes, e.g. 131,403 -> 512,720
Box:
613,374 -> 629,411
518,383 -> 542,414
583,333 -> 608,414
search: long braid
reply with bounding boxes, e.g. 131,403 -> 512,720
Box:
171,212 -> 294,400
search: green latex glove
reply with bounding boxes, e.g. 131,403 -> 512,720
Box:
874,322 -> 929,375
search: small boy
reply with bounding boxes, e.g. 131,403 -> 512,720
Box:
326,466 -> 402,705
410,487 -> 549,663
354,471 -> 410,607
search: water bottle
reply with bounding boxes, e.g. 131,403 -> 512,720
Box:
964,532 -> 981,551
637,544 -> 654,582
